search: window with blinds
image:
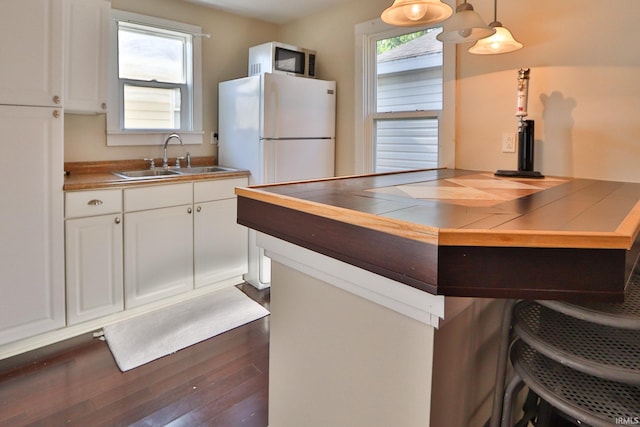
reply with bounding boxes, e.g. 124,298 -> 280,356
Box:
373,28 -> 443,173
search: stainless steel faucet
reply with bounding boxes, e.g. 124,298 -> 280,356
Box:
162,133 -> 183,168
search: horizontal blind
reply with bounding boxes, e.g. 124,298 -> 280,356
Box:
377,67 -> 442,112
375,118 -> 438,172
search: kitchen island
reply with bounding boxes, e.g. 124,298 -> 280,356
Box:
236,169 -> 640,427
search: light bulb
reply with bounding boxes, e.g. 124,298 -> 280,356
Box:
404,3 -> 427,21
468,24 -> 523,55
458,28 -> 472,38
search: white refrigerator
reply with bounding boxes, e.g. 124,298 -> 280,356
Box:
218,73 -> 336,289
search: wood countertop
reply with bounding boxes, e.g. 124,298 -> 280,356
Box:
63,158 -> 249,191
236,168 -> 640,301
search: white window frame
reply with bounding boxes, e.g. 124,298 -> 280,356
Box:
354,18 -> 456,174
107,10 -> 204,146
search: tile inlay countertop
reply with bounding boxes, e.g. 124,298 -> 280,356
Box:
236,168 -> 640,301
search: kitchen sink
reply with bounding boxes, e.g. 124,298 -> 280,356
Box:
178,166 -> 238,174
112,169 -> 182,179
112,165 -> 242,180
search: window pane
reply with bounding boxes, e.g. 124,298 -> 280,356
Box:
376,29 -> 443,113
372,28 -> 443,173
375,118 -> 438,173
118,22 -> 186,83
123,85 -> 181,130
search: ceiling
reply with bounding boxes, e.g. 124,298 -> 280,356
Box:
183,0 -> 357,24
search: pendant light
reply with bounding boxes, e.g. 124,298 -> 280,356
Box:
468,0 -> 523,54
381,0 -> 453,27
436,0 -> 495,44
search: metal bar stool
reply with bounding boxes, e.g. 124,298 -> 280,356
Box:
505,339 -> 640,426
491,266 -> 640,427
490,299 -> 518,427
513,301 -> 640,386
538,268 -> 640,330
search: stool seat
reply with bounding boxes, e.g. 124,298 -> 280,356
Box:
511,339 -> 640,427
492,265 -> 640,427
513,300 -> 640,385
538,268 -> 640,329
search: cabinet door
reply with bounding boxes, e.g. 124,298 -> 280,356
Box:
124,205 -> 194,308
0,0 -> 63,107
66,214 -> 123,325
0,106 -> 64,345
64,0 -> 110,113
194,198 -> 248,288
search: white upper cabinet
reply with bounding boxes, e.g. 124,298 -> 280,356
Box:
0,0 -> 63,107
63,0 -> 110,113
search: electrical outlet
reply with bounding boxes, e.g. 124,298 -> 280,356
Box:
502,132 -> 516,153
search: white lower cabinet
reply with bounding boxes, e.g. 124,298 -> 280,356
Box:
59,177 -> 246,330
194,178 -> 248,288
65,188 -> 123,325
66,214 -> 123,324
123,184 -> 194,309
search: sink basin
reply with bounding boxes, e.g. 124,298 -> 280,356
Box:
112,165 -> 241,180
178,166 -> 238,174
112,169 -> 182,179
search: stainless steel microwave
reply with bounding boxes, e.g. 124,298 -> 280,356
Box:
248,42 -> 316,78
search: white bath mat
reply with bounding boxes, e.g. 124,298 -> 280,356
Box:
103,286 -> 269,371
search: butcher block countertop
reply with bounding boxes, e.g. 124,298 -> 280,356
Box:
236,168 -> 640,301
63,158 -> 249,191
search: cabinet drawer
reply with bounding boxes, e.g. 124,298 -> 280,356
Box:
124,182 -> 192,212
66,189 -> 122,218
194,177 -> 248,203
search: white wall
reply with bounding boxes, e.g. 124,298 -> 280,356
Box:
455,0 -> 640,182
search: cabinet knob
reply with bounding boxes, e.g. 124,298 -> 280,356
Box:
115,217 -> 121,224
53,110 -> 61,119
53,95 -> 61,104
87,199 -> 103,206
187,207 -> 192,214
101,102 -> 107,110
196,206 -> 202,212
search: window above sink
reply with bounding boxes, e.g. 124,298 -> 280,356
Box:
106,10 -> 204,146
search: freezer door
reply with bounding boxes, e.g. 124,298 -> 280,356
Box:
261,73 -> 336,139
263,138 -> 335,183
218,76 -> 262,178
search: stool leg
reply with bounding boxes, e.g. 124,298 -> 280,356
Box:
514,390 -> 540,427
536,399 -> 554,426
501,373 -> 525,427
490,299 -> 517,427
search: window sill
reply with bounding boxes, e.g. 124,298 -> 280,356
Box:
106,131 -> 204,146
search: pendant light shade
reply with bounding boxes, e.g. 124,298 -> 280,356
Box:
468,22 -> 523,54
436,2 -> 495,44
381,0 -> 453,27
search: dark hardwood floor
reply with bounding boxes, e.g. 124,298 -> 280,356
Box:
0,284 -> 270,427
